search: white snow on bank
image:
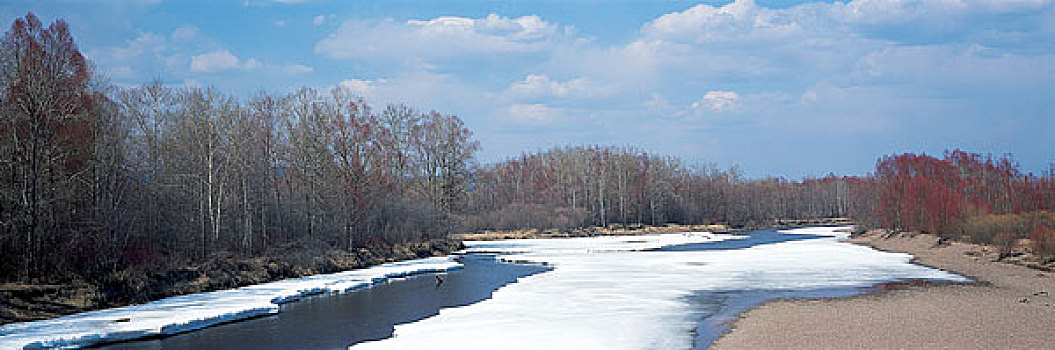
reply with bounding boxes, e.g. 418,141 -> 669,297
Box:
353,226 -> 967,350
0,256 -> 461,349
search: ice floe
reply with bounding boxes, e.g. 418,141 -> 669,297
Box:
353,226 -> 967,350
0,256 -> 461,349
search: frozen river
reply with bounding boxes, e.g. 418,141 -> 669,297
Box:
1,226 -> 967,349
355,226 -> 966,350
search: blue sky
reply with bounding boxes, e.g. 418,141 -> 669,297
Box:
3,0 -> 1053,178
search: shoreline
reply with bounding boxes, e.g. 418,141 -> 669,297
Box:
0,238 -> 463,326
0,256 -> 466,349
712,230 -> 1055,349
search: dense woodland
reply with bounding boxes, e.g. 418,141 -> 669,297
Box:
1,14 -> 1054,291
0,14 -> 476,284
463,146 -> 852,231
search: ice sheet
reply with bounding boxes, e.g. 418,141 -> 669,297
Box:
353,226 -> 967,350
0,256 -> 461,349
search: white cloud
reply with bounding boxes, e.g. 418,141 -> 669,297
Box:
97,32 -> 166,62
642,0 -> 803,44
274,20 -> 286,27
337,78 -> 379,96
87,26 -> 228,81
507,74 -> 610,99
190,50 -> 239,72
190,50 -> 261,73
315,14 -> 566,60
692,90 -> 740,112
507,103 -> 560,125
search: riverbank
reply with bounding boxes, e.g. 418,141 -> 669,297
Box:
0,239 -> 462,326
713,230 -> 1055,349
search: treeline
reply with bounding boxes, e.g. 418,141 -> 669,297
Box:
465,147 -> 1055,255
463,146 -> 852,231
0,14 -> 476,283
849,151 -> 1055,255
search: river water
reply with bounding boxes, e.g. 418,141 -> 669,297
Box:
97,254 -> 549,350
96,227 -> 963,349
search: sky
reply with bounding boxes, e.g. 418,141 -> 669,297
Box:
2,0 -> 1052,178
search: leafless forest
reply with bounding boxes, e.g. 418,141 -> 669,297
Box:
2,13 -> 1054,305
0,14 -> 476,286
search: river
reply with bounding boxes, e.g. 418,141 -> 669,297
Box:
92,226 -> 965,350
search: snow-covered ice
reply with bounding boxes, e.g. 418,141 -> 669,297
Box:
0,256 -> 461,349
353,226 -> 967,350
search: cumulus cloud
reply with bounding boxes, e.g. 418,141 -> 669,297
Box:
642,0 -> 801,43
190,50 -> 260,73
506,74 -> 610,99
337,78 -> 381,96
692,91 -> 740,112
83,1 -> 1052,174
507,103 -> 560,125
315,14 -> 566,60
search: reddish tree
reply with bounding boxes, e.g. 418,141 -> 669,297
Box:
0,13 -> 98,279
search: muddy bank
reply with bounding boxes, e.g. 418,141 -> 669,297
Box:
712,230 -> 1055,349
0,239 -> 462,325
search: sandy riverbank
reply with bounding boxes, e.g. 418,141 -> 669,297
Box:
713,230 -> 1055,349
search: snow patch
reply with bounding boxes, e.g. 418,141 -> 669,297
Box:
0,257 -> 461,349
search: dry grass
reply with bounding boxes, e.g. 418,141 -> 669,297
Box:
452,223 -> 731,241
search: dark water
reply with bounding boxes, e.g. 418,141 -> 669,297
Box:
97,227 -> 892,350
96,254 -> 549,350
